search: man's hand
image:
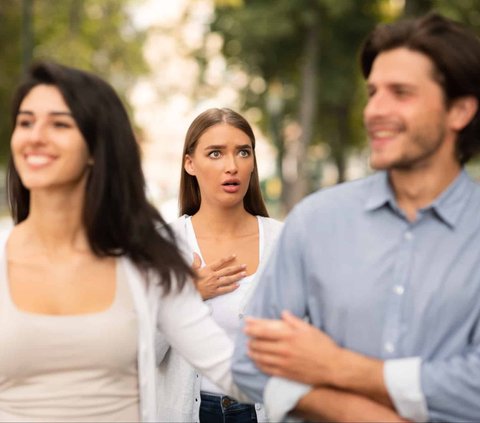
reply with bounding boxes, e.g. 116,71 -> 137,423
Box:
192,253 -> 246,300
245,310 -> 340,385
246,310 -> 393,408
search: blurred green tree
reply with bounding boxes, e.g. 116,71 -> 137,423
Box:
0,0 -> 147,164
210,0 -> 480,212
210,0 -> 382,212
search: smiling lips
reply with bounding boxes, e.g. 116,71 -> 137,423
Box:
24,153 -> 55,167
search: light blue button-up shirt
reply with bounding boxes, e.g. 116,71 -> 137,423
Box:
233,170 -> 480,422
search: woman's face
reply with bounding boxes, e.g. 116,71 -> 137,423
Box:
184,123 -> 255,210
11,84 -> 92,192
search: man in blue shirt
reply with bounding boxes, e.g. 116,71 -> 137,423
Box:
233,13 -> 480,422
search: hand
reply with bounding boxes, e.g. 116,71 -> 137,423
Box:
192,252 -> 247,300
247,311 -> 392,407
245,310 -> 341,385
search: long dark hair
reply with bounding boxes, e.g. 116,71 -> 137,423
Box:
179,107 -> 268,217
360,13 -> 480,164
8,61 -> 193,293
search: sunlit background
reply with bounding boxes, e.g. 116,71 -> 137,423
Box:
1,0 -> 480,225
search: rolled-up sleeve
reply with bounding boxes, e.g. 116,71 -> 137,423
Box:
384,357 -> 428,422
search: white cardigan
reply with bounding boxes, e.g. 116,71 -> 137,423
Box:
0,228 -> 246,422
156,215 -> 284,422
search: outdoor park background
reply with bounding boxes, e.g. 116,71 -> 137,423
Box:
1,0 -> 480,222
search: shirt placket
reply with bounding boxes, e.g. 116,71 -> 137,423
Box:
382,220 -> 416,358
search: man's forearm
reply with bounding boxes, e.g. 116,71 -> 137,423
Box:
294,387 -> 407,422
327,348 -> 394,408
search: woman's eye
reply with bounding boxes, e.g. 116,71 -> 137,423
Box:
239,149 -> 250,158
53,121 -> 72,128
208,151 -> 221,158
16,119 -> 33,128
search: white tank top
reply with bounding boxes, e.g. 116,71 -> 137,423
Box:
185,216 -> 264,395
0,252 -> 140,422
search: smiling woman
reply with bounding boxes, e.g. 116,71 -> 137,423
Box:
156,108 -> 284,423
0,62 -> 249,422
11,85 -> 92,193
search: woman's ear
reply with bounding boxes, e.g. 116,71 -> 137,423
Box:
448,96 -> 478,131
184,154 -> 195,176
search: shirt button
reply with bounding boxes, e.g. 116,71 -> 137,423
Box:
384,342 -> 395,353
393,285 -> 404,295
404,231 -> 413,240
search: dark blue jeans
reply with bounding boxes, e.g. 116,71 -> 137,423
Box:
200,392 -> 257,423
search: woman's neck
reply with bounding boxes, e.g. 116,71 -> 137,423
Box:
21,187 -> 89,255
191,204 -> 256,238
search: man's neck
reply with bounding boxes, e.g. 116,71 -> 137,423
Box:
389,161 -> 461,222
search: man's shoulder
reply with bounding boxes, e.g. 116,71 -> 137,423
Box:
294,174 -> 378,215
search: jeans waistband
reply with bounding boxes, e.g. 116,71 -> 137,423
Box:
201,392 -> 238,408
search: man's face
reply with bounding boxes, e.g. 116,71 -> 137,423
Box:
364,47 -> 454,171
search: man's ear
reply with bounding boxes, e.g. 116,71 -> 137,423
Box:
448,96 -> 478,131
184,154 -> 195,176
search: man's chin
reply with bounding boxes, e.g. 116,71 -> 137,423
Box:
368,155 -> 391,170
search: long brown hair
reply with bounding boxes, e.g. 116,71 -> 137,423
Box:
179,108 -> 268,217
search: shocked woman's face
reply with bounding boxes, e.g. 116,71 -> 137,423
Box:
184,123 -> 254,210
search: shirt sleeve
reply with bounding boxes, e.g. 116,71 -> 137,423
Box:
384,357 -> 428,422
420,344 -> 480,421
264,377 -> 312,422
157,280 -> 250,403
232,206 -> 311,405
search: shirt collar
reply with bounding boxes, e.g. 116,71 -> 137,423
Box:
364,169 -> 473,229
364,171 -> 395,212
430,169 -> 473,228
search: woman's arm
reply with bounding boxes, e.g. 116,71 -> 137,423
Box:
157,280 -> 250,403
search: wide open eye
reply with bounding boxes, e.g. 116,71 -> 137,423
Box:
208,150 -> 221,159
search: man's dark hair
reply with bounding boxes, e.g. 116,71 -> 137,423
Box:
360,13 -> 480,164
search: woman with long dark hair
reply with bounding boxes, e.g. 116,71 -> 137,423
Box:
0,62 -> 245,422
157,108 -> 283,423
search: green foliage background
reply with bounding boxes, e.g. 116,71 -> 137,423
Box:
0,0 -> 147,164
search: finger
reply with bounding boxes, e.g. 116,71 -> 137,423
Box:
249,339 -> 287,355
247,348 -> 286,371
244,318 -> 290,340
281,310 -> 310,330
209,254 -> 237,271
217,264 -> 247,277
215,283 -> 240,295
192,252 -> 202,270
216,273 -> 246,287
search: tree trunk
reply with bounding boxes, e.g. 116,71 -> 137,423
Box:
21,0 -> 33,75
404,0 -> 433,16
283,18 -> 319,212
331,105 -> 349,183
